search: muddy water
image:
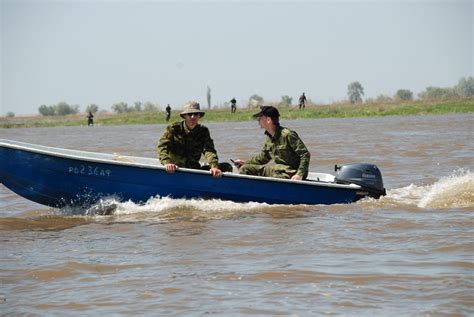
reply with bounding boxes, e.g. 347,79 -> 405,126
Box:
1,113 -> 473,316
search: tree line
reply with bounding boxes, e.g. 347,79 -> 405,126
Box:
33,76 -> 473,117
345,77 -> 473,104
259,77 -> 473,107
37,101 -> 160,116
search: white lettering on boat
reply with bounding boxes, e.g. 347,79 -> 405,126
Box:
68,165 -> 111,177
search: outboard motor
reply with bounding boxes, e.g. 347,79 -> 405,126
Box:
334,163 -> 386,199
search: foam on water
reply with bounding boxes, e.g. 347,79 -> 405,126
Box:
385,169 -> 474,209
82,195 -> 306,221
114,196 -> 266,214
80,169 -> 473,218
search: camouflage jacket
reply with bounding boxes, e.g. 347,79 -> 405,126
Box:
157,121 -> 219,169
246,126 -> 310,177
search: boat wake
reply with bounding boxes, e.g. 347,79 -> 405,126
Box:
56,169 -> 474,220
3,170 -> 470,231
383,169 -> 474,209
80,195 -> 316,222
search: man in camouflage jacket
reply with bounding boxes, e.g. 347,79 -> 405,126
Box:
157,101 -> 224,177
234,106 -> 310,180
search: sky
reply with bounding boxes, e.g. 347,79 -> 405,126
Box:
0,0 -> 472,115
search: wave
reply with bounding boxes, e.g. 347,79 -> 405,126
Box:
0,198 -> 317,230
79,195 -> 317,222
2,169 -> 470,230
384,169 -> 473,209
11,169 -> 469,226
81,169 -> 473,217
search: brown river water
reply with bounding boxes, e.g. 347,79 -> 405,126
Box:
0,113 -> 473,316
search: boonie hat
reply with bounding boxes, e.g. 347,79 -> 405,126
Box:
180,101 -> 205,118
252,105 -> 280,119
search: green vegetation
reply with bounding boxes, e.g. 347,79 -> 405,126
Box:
25,77 -> 473,119
347,81 -> 364,103
394,89 -> 414,101
1,99 -> 473,129
38,101 -> 80,116
280,95 -> 293,107
85,104 -> 99,114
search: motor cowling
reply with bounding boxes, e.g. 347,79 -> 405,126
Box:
334,163 -> 386,199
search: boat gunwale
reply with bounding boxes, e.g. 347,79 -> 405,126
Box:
0,139 -> 361,190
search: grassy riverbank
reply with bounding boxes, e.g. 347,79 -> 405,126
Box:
1,99 -> 473,128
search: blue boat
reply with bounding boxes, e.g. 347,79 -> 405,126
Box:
0,139 -> 385,209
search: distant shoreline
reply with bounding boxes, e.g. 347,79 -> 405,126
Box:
1,99 -> 473,129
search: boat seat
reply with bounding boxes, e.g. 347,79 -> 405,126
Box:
306,172 -> 335,183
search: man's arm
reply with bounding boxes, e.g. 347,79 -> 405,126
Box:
157,126 -> 173,165
289,131 -> 310,178
201,127 -> 220,169
246,142 -> 272,165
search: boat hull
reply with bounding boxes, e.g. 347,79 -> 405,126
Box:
0,140 -> 365,207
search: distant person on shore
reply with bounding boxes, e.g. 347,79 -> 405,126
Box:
157,101 -> 232,177
230,98 -> 237,113
233,106 -> 310,180
299,92 -> 307,110
87,111 -> 94,126
165,104 -> 171,122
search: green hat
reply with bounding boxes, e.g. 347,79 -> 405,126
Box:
252,105 -> 280,119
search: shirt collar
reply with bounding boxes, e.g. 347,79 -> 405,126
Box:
264,125 -> 282,141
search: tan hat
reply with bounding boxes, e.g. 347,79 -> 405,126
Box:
180,101 -> 205,118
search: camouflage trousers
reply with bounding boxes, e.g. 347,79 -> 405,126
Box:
239,164 -> 296,179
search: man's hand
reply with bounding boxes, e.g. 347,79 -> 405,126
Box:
233,159 -> 245,168
165,163 -> 178,173
210,167 -> 222,177
291,174 -> 303,181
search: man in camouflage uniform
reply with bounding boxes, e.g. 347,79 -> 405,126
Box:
299,92 -> 307,110
157,101 -> 230,177
234,106 -> 310,180
165,104 -> 171,122
230,97 -> 237,113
